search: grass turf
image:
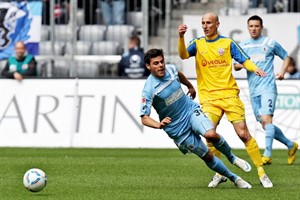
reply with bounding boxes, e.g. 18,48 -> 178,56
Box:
0,148 -> 299,200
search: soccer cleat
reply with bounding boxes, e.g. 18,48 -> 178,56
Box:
208,173 -> 227,188
261,156 -> 272,165
235,177 -> 252,189
259,174 -> 273,188
233,157 -> 251,172
288,142 -> 298,165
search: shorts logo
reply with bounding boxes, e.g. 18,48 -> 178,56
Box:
218,48 -> 225,56
141,97 -> 146,106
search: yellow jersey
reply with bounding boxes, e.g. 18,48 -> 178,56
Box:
178,35 -> 257,104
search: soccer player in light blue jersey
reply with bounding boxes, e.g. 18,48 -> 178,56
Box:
234,15 -> 298,165
140,48 -> 252,188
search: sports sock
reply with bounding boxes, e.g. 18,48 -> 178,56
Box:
212,136 -> 235,163
263,124 -> 275,158
205,156 -> 237,182
274,125 -> 294,149
207,141 -> 221,158
245,137 -> 263,168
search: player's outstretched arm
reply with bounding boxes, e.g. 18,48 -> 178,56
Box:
243,59 -> 266,77
178,24 -> 190,59
141,115 -> 171,129
178,71 -> 196,99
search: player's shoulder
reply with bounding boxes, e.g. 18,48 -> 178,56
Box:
264,37 -> 278,48
188,36 -> 205,44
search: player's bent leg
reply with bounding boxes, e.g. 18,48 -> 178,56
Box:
273,125 -> 298,164
205,132 -> 251,172
232,121 -> 273,188
274,125 -> 294,149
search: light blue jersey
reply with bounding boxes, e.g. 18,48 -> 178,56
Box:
140,64 -> 212,145
239,36 -> 288,97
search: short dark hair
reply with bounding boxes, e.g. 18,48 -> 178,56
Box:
144,49 -> 164,65
247,15 -> 263,26
129,35 -> 141,47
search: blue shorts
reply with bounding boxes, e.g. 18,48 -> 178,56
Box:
177,108 -> 213,158
251,92 -> 277,122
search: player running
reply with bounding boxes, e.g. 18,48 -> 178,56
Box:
140,48 -> 252,189
234,15 -> 298,165
177,12 -> 273,188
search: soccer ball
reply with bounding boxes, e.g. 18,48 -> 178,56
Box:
23,168 -> 47,192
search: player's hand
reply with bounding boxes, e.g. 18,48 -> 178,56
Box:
187,87 -> 196,100
254,68 -> 266,77
275,72 -> 285,80
178,24 -> 188,38
159,117 -> 171,129
13,72 -> 23,81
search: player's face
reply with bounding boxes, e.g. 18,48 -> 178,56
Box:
202,14 -> 219,38
146,56 -> 165,78
248,20 -> 263,39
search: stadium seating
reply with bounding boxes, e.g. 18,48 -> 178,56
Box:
79,25 -> 106,42
54,25 -> 79,42
75,61 -> 99,77
53,60 -> 69,77
105,25 -> 135,46
126,12 -> 142,34
91,41 -> 120,55
65,41 -> 92,55
41,25 -> 50,41
39,41 -> 65,55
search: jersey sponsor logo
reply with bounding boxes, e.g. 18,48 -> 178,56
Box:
201,59 -> 228,67
165,89 -> 184,106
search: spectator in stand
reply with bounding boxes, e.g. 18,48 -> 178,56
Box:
286,57 -> 300,79
118,35 -> 149,78
1,41 -> 37,81
99,0 -> 125,25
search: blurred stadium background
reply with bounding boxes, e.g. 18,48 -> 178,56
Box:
0,0 -> 299,149
1,0 -> 299,78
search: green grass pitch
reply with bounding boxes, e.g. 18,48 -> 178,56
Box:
0,148 -> 299,200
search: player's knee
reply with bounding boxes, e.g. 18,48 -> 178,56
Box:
204,129 -> 220,143
238,130 -> 251,143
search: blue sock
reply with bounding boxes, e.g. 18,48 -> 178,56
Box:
274,125 -> 294,149
213,136 -> 235,163
264,124 -> 275,158
205,156 -> 237,183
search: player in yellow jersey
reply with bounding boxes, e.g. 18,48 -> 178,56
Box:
177,12 -> 273,188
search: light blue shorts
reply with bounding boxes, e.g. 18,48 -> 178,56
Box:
177,108 -> 213,158
251,92 -> 277,122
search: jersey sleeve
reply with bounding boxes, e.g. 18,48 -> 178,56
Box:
273,41 -> 288,60
139,82 -> 153,117
186,39 -> 197,57
230,40 -> 250,64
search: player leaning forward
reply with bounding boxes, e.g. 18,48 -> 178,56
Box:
140,48 -> 252,189
177,12 -> 272,188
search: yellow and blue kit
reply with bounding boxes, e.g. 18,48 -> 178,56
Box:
178,35 -> 257,104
